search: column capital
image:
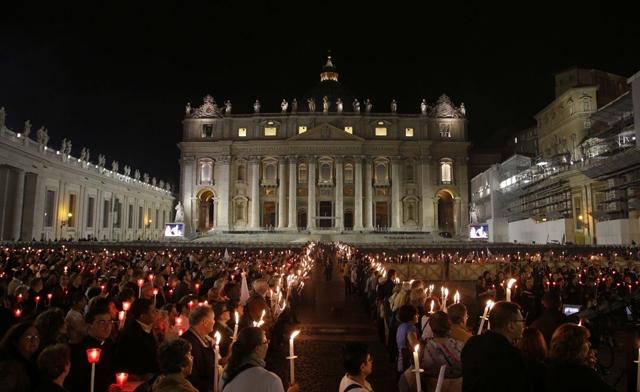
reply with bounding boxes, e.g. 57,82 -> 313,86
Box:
390,156 -> 403,165
286,155 -> 298,163
216,155 -> 232,164
334,155 -> 344,164
249,155 -> 261,164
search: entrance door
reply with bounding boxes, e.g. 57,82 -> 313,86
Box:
436,190 -> 454,235
297,209 -> 307,229
375,202 -> 388,228
319,201 -> 332,228
197,190 -> 215,231
344,210 -> 353,230
262,202 -> 276,228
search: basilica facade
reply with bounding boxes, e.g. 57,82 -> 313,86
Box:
179,57 -> 470,238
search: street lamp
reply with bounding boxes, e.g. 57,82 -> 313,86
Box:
60,212 -> 73,233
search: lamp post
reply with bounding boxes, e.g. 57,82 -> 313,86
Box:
60,212 -> 72,238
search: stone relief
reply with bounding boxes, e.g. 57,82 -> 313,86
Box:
189,95 -> 222,118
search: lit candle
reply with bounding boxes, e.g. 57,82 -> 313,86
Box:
434,364 -> 446,392
35,296 -> 40,310
47,293 -> 52,306
122,301 -> 131,312
118,311 -> 126,328
233,311 -> 239,342
116,372 -> 128,387
137,279 -> 144,297
86,348 -> 101,392
14,308 -> 22,318
429,300 -> 435,314
288,330 -> 301,385
153,288 -> 158,304
214,331 -> 221,392
412,344 -> 423,392
506,278 -> 517,302
453,291 -> 460,304
477,300 -> 493,335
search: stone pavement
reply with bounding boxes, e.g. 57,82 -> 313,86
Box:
269,259 -> 398,392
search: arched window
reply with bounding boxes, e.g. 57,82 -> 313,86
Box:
265,164 -> 276,180
582,96 -> 592,112
440,159 -> 453,184
199,159 -> 213,184
320,163 -> 331,182
375,164 -> 386,183
237,163 -> 246,182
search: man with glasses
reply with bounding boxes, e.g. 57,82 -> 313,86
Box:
461,301 -> 530,392
66,304 -> 116,392
181,305 -> 216,392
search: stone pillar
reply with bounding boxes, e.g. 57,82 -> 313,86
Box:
288,156 -> 297,229
307,157 -> 316,230
249,156 -> 261,229
433,197 -> 439,232
278,157 -> 286,229
420,156 -> 434,232
0,167 -> 10,239
453,196 -> 461,236
335,157 -> 344,230
12,169 -> 25,240
216,156 -> 231,230
364,157 -> 374,230
181,156 -> 195,234
391,157 -> 402,230
353,156 -> 363,230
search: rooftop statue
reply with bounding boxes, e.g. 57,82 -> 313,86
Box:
391,99 -> 398,113
353,99 -> 361,114
111,160 -> 119,173
459,102 -> 466,117
291,98 -> 298,113
420,99 -> 428,115
224,100 -> 232,115
307,97 -> 316,112
175,201 -> 184,222
336,98 -> 343,113
322,96 -> 330,113
253,100 -> 261,114
365,99 -> 372,113
185,102 -> 191,115
23,120 -> 32,138
281,99 -> 289,113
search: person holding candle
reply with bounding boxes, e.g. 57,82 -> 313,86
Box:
66,304 -> 116,392
213,302 -> 234,359
113,298 -> 159,378
179,305 -> 216,392
220,327 -> 298,392
339,342 -> 374,392
151,338 -> 198,392
544,323 -> 614,392
461,301 -> 529,392
395,305 -> 421,377
447,303 -> 472,344
35,343 -> 71,392
419,311 -> 463,392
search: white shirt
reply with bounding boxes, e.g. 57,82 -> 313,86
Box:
339,374 -> 373,392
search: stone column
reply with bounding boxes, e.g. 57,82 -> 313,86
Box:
0,167 -> 10,239
353,156 -> 363,230
307,157 -> 316,230
287,156 -> 297,229
364,157 -> 374,230
391,157 -> 402,230
335,157 -> 344,230
453,196 -> 461,236
12,169 -> 25,240
181,156 -> 195,234
249,156 -> 261,229
420,156 -> 434,232
278,157 -> 287,229
433,198 -> 439,231
216,156 -> 231,230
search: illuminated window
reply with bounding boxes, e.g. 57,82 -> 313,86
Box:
439,123 -> 451,138
298,125 -> 307,134
264,127 -> 277,136
199,160 -> 213,184
202,124 -> 213,138
238,128 -> 247,137
375,127 -> 387,137
344,126 -> 353,134
440,159 -> 453,184
405,127 -> 414,137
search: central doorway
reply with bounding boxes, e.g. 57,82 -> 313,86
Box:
319,201 -> 332,228
197,190 -> 215,231
375,202 -> 388,228
262,202 -> 276,228
436,190 -> 454,235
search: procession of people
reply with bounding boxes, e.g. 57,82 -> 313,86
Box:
0,242 -> 638,391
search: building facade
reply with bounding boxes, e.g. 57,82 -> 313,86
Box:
179,57 -> 470,239
471,68 -> 639,245
0,110 -> 174,241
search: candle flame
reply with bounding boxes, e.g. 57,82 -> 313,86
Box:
290,330 -> 301,340
507,278 -> 517,289
235,311 -> 239,324
214,331 -> 221,345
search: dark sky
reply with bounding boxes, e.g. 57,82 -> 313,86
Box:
1,2 -> 638,187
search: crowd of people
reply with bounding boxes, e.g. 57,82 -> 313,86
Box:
337,244 -> 640,391
0,244 -> 312,392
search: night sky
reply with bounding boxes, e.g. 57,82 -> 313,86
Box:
1,2 -> 638,188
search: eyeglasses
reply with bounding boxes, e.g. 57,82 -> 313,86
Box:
23,335 -> 40,342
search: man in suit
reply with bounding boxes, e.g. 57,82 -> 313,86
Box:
113,298 -> 159,378
180,305 -> 216,392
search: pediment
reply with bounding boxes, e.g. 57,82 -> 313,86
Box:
287,123 -> 364,142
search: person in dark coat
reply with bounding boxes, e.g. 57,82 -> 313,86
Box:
461,301 -> 531,392
113,298 -> 159,377
545,323 -> 615,392
65,305 -> 115,392
179,305 -> 216,392
36,343 -> 70,392
531,292 -> 567,344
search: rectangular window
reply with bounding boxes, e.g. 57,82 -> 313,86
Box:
68,194 -> 76,226
128,204 -> 133,229
405,127 -> 414,137
155,209 -> 159,229
202,124 -> 213,138
44,190 -> 55,227
264,127 -> 277,136
375,127 -> 387,137
344,126 -> 353,134
138,206 -> 143,229
574,196 -> 583,229
298,125 -> 307,134
238,127 -> 247,137
87,196 -> 95,228
102,200 -> 110,228
162,210 -> 166,226
113,199 -> 121,228
147,208 -> 152,227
